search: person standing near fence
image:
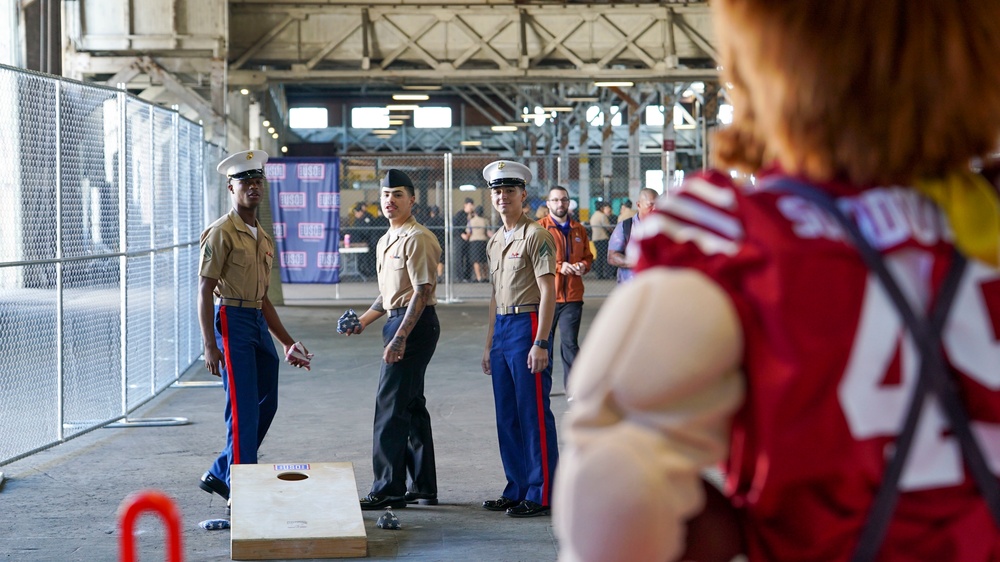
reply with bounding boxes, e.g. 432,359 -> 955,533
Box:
607,188 -> 657,284
588,201 -> 613,279
339,169 -> 442,510
468,205 -> 491,282
198,149 -> 312,504
538,186 -> 593,389
481,160 -> 559,518
453,198 -> 474,281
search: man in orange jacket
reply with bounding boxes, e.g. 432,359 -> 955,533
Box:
537,186 -> 594,389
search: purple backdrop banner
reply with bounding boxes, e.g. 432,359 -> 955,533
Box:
266,158 -> 340,283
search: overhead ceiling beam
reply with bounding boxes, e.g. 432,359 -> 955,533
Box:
485,84 -> 519,113
378,16 -> 441,70
451,14 -> 512,70
467,85 -> 514,123
229,67 -> 718,86
230,14 -> 302,70
136,56 -> 224,131
673,12 -> 718,62
528,16 -> 586,70
301,20 -> 363,71
595,15 -> 658,69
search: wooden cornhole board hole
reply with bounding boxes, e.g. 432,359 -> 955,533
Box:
231,462 -> 367,560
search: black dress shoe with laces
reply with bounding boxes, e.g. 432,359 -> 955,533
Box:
506,500 -> 550,518
199,471 -> 230,500
404,492 -> 439,505
359,494 -> 407,510
482,496 -> 519,511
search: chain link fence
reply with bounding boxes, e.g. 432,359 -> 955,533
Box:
331,153 -> 676,301
0,64 -> 207,465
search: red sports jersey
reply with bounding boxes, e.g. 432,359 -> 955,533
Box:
633,170 -> 1000,561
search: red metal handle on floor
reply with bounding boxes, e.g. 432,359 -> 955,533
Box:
118,490 -> 183,562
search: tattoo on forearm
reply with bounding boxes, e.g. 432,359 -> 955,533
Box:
392,285 -> 430,346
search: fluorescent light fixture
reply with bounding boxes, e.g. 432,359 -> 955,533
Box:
372,129 -> 397,135
262,120 -> 271,127
388,120 -> 405,126
542,106 -> 573,112
491,125 -> 518,132
386,104 -> 420,111
594,81 -> 634,88
393,94 -> 430,101
460,140 -> 482,146
506,121 -> 532,127
388,114 -> 411,120
240,88 -> 249,95
402,84 -> 443,91
281,146 -> 288,153
459,184 -> 478,191
566,96 -> 599,102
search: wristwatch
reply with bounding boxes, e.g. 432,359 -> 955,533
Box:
533,340 -> 549,350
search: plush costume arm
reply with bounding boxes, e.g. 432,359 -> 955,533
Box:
554,267 -> 744,562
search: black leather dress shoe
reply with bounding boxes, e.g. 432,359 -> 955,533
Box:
506,500 -> 550,518
404,492 -> 439,505
359,494 -> 407,510
199,472 -> 230,500
482,496 -> 519,511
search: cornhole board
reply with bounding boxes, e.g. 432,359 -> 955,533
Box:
231,462 -> 367,560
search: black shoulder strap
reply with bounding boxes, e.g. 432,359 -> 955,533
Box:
622,217 -> 634,244
765,178 -> 1000,562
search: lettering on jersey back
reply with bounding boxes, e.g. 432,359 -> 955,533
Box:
777,188 -> 950,250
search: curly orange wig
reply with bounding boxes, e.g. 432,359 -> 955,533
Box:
712,0 -> 1000,186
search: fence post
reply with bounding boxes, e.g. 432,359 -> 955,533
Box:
55,78 -> 65,440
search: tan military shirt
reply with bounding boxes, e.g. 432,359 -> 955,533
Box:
487,214 -> 556,309
199,209 -> 274,301
376,216 -> 441,310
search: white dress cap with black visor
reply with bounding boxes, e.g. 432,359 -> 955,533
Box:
483,160 -> 532,188
217,150 -> 269,181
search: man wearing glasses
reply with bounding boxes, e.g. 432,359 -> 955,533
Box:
537,186 -> 593,390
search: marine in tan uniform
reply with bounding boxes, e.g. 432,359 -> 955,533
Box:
339,169 -> 442,510
480,160 -> 559,518
197,149 -> 311,504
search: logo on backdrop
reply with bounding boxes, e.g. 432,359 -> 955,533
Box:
317,192 -> 339,210
281,251 -> 307,269
298,222 -> 325,240
265,163 -> 286,180
270,158 -> 340,283
279,192 -> 306,209
297,163 -> 325,181
317,252 -> 340,269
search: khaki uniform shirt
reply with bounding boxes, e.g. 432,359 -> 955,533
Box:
487,214 -> 556,309
590,211 -> 611,241
376,216 -> 441,310
199,209 -> 274,302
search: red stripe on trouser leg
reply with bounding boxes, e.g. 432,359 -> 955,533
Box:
530,311 -> 551,505
219,306 -> 241,464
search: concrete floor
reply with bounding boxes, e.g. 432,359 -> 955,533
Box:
0,283 -> 604,561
